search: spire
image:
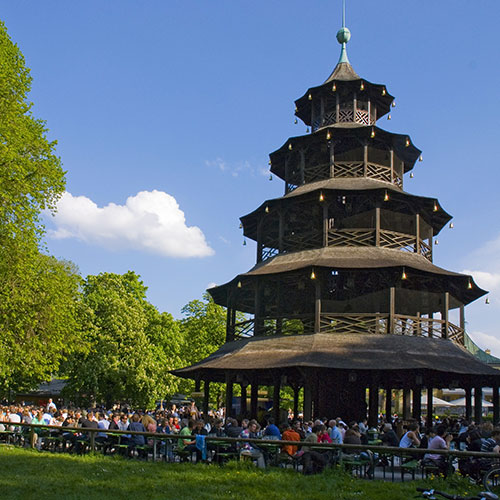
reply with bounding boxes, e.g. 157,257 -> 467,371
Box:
324,0 -> 359,82
337,0 -> 351,64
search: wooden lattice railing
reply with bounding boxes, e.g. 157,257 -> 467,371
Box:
230,313 -> 464,345
327,228 -> 432,261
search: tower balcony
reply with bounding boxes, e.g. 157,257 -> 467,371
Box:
228,312 -> 464,346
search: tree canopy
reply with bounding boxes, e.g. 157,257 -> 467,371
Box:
0,20 -> 79,396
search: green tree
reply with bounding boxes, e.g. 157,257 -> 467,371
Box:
64,272 -> 182,408
0,253 -> 86,395
0,20 -> 74,396
176,293 -> 228,401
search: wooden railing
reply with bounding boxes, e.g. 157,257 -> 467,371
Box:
286,160 -> 403,189
230,313 -> 464,345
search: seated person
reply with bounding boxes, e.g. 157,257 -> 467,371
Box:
263,418 -> 281,440
423,426 -> 453,476
399,422 -> 420,448
380,423 -> 399,447
240,420 -> 265,469
178,420 -> 202,462
281,423 -> 300,457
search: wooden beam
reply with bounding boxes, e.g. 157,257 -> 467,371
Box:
240,384 -> 248,417
412,386 -> 422,421
368,382 -> 379,427
363,143 -> 368,177
474,386 -> 483,424
250,380 -> 258,419
493,384 -> 499,425
427,387 -> 433,427
443,292 -> 449,339
390,149 -> 394,184
385,386 -> 392,424
389,286 -> 395,334
402,389 -> 411,420
329,140 -> 335,178
225,373 -> 234,419
273,375 -> 281,424
203,380 -> 210,417
315,279 -> 321,333
465,386 -> 472,421
415,213 -> 420,254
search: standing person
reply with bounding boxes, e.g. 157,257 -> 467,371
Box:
46,399 -> 57,412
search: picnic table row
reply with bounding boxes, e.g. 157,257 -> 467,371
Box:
1,423 -> 498,481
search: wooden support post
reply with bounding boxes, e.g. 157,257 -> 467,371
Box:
195,379 -> 201,392
240,384 -> 248,417
416,312 -> 421,336
320,96 -> 325,127
474,386 -> 483,424
353,92 -> 357,123
402,389 -> 411,420
427,387 -> 433,427
363,143 -> 368,177
375,206 -> 381,246
460,305 -> 465,333
336,93 -> 340,122
494,385 -> 499,425
256,220 -> 263,263
225,373 -> 234,419
284,157 -> 289,195
389,286 -> 395,334
385,387 -> 392,424
415,213 -> 420,254
443,292 -> 449,339
465,387 -> 472,421
203,380 -> 210,417
315,279 -> 321,333
273,376 -> 281,424
323,203 -> 328,247
303,383 -> 313,422
250,380 -> 258,420
254,282 -> 261,336
225,306 -> 232,342
367,98 -> 371,124
390,149 -> 394,184
412,386 -> 422,421
293,386 -> 300,421
329,140 -> 335,178
300,150 -> 305,185
368,382 -> 379,428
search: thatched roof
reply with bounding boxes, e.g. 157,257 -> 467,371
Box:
173,332 -> 500,382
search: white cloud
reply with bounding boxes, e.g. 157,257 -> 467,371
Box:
48,190 -> 214,258
206,157 -> 269,178
469,331 -> 500,358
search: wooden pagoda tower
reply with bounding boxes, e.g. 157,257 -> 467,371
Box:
175,19 -> 500,425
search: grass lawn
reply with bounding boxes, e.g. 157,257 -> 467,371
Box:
0,446 -> 484,500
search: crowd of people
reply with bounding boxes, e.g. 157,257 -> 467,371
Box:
1,399 -> 499,477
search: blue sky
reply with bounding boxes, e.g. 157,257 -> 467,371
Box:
2,1 -> 500,353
